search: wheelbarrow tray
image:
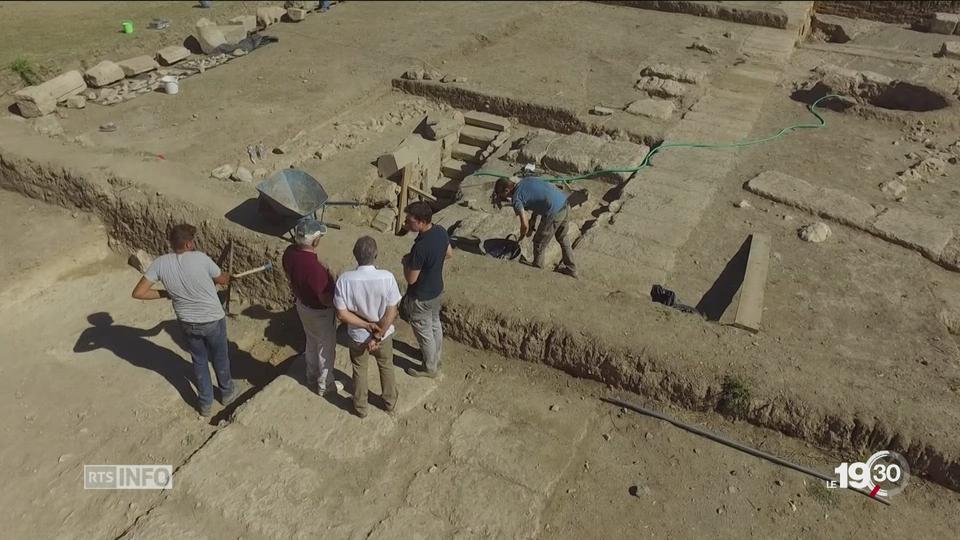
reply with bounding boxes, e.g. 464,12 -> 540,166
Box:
256,169 -> 329,221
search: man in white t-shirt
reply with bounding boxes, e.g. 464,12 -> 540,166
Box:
333,236 -> 401,418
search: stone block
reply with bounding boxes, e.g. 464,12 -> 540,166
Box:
463,111 -> 511,131
591,105 -> 615,115
231,167 -> 253,183
873,208 -> 955,260
635,76 -> 689,98
367,508 -> 448,540
371,207 -> 398,232
195,17 -> 215,28
118,55 -> 159,77
84,61 -> 125,87
459,125 -> 499,147
287,7 -> 307,21
745,171 -> 878,229
195,25 -> 226,54
14,70 -> 86,118
228,15 -> 257,33
211,164 -> 234,180
880,180 -> 907,198
625,98 -> 675,120
405,464 -> 542,539
576,229 -> 676,271
117,505 -> 209,540
929,13 -> 960,35
517,130 -> 561,165
65,95 -> 86,109
257,6 -> 286,27
219,24 -> 248,44
156,45 -> 190,66
423,111 -> 463,141
452,143 -> 483,163
377,135 -> 442,179
540,131 -> 605,174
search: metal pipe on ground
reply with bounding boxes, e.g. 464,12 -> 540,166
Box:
602,396 -> 891,506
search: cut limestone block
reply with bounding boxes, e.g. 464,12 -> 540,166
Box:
872,208 -> 955,261
157,45 -> 191,66
463,111 -> 511,131
118,55 -> 159,77
287,7 -> 307,21
452,143 -> 483,163
459,125 -> 499,147
14,70 -> 86,118
442,159 -> 474,179
85,61 -> 125,87
733,233 -> 770,334
625,98 -> 675,120
220,24 -> 248,44
639,62 -> 705,84
928,13 -> 960,35
228,15 -> 257,33
377,135 -> 442,179
195,25 -> 226,54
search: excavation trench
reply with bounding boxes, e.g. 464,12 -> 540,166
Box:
1,150 -> 958,494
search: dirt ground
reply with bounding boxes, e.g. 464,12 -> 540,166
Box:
2,1 -> 960,537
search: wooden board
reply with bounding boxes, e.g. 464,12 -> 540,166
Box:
396,166 -> 410,234
733,233 -> 770,333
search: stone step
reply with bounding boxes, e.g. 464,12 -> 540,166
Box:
463,111 -> 511,131
442,158 -> 475,179
459,125 -> 499,148
452,143 -> 484,163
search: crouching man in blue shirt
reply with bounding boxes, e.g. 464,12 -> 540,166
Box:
494,176 -> 578,278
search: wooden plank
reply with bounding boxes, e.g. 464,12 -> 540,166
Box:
396,166 -> 410,234
407,183 -> 437,202
733,233 -> 771,333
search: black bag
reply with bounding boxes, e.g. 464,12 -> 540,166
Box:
650,284 -> 698,314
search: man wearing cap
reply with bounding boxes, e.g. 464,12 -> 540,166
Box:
131,223 -> 235,417
282,218 -> 338,396
493,176 -> 578,278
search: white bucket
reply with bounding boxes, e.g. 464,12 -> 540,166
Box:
160,76 -> 179,95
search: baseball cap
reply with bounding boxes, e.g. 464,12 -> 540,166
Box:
293,217 -> 326,244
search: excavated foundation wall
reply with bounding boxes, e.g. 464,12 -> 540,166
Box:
392,79 -> 660,147
816,0 -> 960,25
1,150 -> 958,494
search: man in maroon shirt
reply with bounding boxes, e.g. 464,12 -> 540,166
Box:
282,219 -> 338,396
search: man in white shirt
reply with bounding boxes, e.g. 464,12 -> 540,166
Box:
333,236 -> 401,418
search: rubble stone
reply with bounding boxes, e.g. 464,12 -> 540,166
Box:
118,56 -> 159,77
880,180 -> 907,198
688,41 -> 719,54
157,45 -> 191,66
402,68 -> 425,80
211,164 -> 235,180
257,6 -> 286,27
65,95 -> 86,109
591,106 -> 615,116
640,62 -> 705,84
625,98 -> 675,120
85,61 -> 125,88
232,167 -> 253,182
799,222 -> 831,243
424,70 -> 444,81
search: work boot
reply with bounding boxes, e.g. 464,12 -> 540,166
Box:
405,366 -> 437,379
221,388 -> 238,407
385,389 -> 399,416
198,404 -> 213,417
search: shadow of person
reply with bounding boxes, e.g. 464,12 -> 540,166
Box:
73,312 -> 196,407
160,319 -> 280,389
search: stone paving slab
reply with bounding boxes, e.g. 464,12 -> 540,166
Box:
576,229 -> 676,270
405,463 -> 543,539
744,170 -> 878,228
873,208 -> 956,261
119,505 -> 212,540
232,363 -> 437,460
574,248 -> 667,291
367,508 -> 450,540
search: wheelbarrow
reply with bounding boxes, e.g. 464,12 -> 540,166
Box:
255,168 -> 360,239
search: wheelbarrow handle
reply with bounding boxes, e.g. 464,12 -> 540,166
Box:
321,222 -> 341,230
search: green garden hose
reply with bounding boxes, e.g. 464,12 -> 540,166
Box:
474,94 -> 842,183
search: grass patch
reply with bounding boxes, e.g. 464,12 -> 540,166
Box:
718,374 -> 751,419
10,56 -> 40,86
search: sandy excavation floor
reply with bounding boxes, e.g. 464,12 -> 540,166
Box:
2,0 -> 960,537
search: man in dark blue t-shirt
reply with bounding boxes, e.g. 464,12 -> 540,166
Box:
402,201 -> 453,378
494,176 -> 577,278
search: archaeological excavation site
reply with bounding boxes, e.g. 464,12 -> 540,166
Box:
3,0 -> 960,537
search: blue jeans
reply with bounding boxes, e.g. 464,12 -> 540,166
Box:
181,318 -> 233,409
